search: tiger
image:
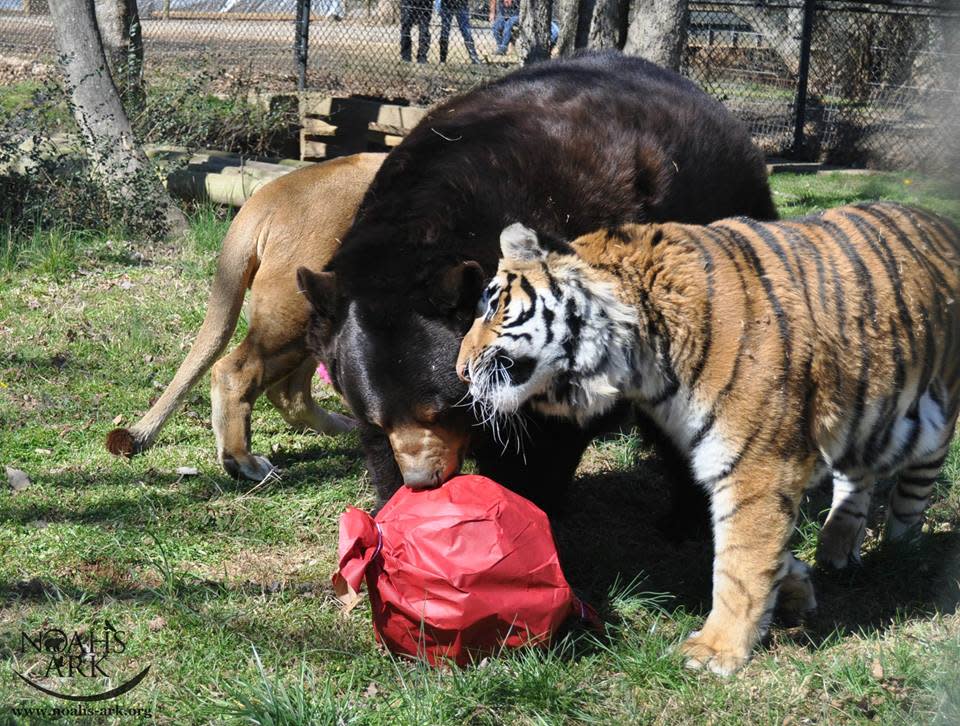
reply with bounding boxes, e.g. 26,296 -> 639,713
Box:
455,202 -> 960,674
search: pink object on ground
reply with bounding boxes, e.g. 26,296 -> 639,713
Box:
316,363 -> 333,385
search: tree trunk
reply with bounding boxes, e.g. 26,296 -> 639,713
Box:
48,0 -> 189,238
517,0 -> 554,64
553,0 -> 580,55
587,0 -> 625,51
623,0 -> 689,70
94,0 -> 144,106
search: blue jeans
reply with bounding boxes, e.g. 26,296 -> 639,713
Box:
440,5 -> 479,63
493,14 -> 558,53
493,13 -> 518,54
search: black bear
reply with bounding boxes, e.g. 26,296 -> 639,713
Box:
298,52 -> 777,509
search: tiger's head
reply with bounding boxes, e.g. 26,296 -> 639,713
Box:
456,223 -> 639,427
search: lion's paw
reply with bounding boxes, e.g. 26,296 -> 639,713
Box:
221,452 -> 277,481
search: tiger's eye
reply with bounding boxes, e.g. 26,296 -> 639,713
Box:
478,286 -> 499,319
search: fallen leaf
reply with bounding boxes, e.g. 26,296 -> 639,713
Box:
6,466 -> 31,493
871,658 -> 884,680
112,414 -> 123,425
27,298 -> 40,309
148,616 -> 166,632
364,683 -> 379,698
34,448 -> 52,456
175,466 -> 199,477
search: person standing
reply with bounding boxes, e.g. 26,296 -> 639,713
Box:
439,0 -> 480,64
489,0 -> 519,55
401,0 -> 434,63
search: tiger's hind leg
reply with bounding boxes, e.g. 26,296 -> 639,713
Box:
886,442 -> 951,542
816,472 -> 876,569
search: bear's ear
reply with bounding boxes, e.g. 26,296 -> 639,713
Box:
430,260 -> 485,314
500,223 -> 545,261
297,267 -> 338,320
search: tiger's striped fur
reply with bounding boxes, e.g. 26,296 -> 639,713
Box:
455,203 -> 960,674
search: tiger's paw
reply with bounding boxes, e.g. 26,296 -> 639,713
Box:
816,518 -> 865,570
777,560 -> 817,624
680,629 -> 750,676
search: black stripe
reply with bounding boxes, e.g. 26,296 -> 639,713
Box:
542,306 -> 554,345
840,209 -> 917,361
681,231 -> 715,390
739,218 -> 799,285
838,504 -> 866,519
818,219 -> 878,326
863,322 -> 906,465
721,225 -> 793,378
895,486 -> 930,501
834,314 -> 872,470
561,297 -> 582,366
899,474 -> 938,486
715,492 -> 765,524
782,223 -> 831,325
503,276 -> 539,329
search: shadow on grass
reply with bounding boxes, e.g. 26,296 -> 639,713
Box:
551,456 -> 960,644
1,442 -> 367,528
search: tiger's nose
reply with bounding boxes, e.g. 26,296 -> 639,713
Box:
456,361 -> 470,384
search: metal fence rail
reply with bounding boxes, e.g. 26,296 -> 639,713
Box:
1,0 -> 958,171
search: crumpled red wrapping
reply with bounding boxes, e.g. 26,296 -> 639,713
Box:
332,474 -> 586,665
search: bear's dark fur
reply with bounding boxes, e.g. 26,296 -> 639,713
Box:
302,52 -> 777,509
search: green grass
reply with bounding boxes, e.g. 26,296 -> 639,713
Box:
1,173 -> 959,724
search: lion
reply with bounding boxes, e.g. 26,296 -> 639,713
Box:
106,152 -> 386,479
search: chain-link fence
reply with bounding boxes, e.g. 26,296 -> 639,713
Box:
684,0 -> 960,170
2,0 -> 958,171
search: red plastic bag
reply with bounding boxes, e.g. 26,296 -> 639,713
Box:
332,474 -> 586,665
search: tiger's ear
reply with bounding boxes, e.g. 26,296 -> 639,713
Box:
500,223 -> 546,261
297,267 -> 338,320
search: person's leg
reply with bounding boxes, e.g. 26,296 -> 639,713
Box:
501,14 -> 518,52
457,6 -> 479,62
400,3 -> 414,61
439,7 -> 452,62
416,3 -> 432,63
492,13 -> 506,52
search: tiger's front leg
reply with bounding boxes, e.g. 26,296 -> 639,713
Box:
681,458 -> 812,675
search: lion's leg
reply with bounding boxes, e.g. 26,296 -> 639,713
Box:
210,337 -> 279,481
681,458 -> 811,675
265,357 -> 356,435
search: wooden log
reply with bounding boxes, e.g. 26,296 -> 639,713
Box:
165,168 -> 283,207
301,117 -> 338,136
300,95 -> 427,132
366,129 -> 404,148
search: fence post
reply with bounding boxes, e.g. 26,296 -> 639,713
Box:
295,0 -> 312,91
791,0 -> 816,156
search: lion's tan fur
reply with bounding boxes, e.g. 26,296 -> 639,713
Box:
107,153 -> 385,479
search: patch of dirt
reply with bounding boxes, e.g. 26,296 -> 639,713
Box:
192,544 -> 330,586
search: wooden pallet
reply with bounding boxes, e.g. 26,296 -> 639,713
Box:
299,94 -> 428,162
